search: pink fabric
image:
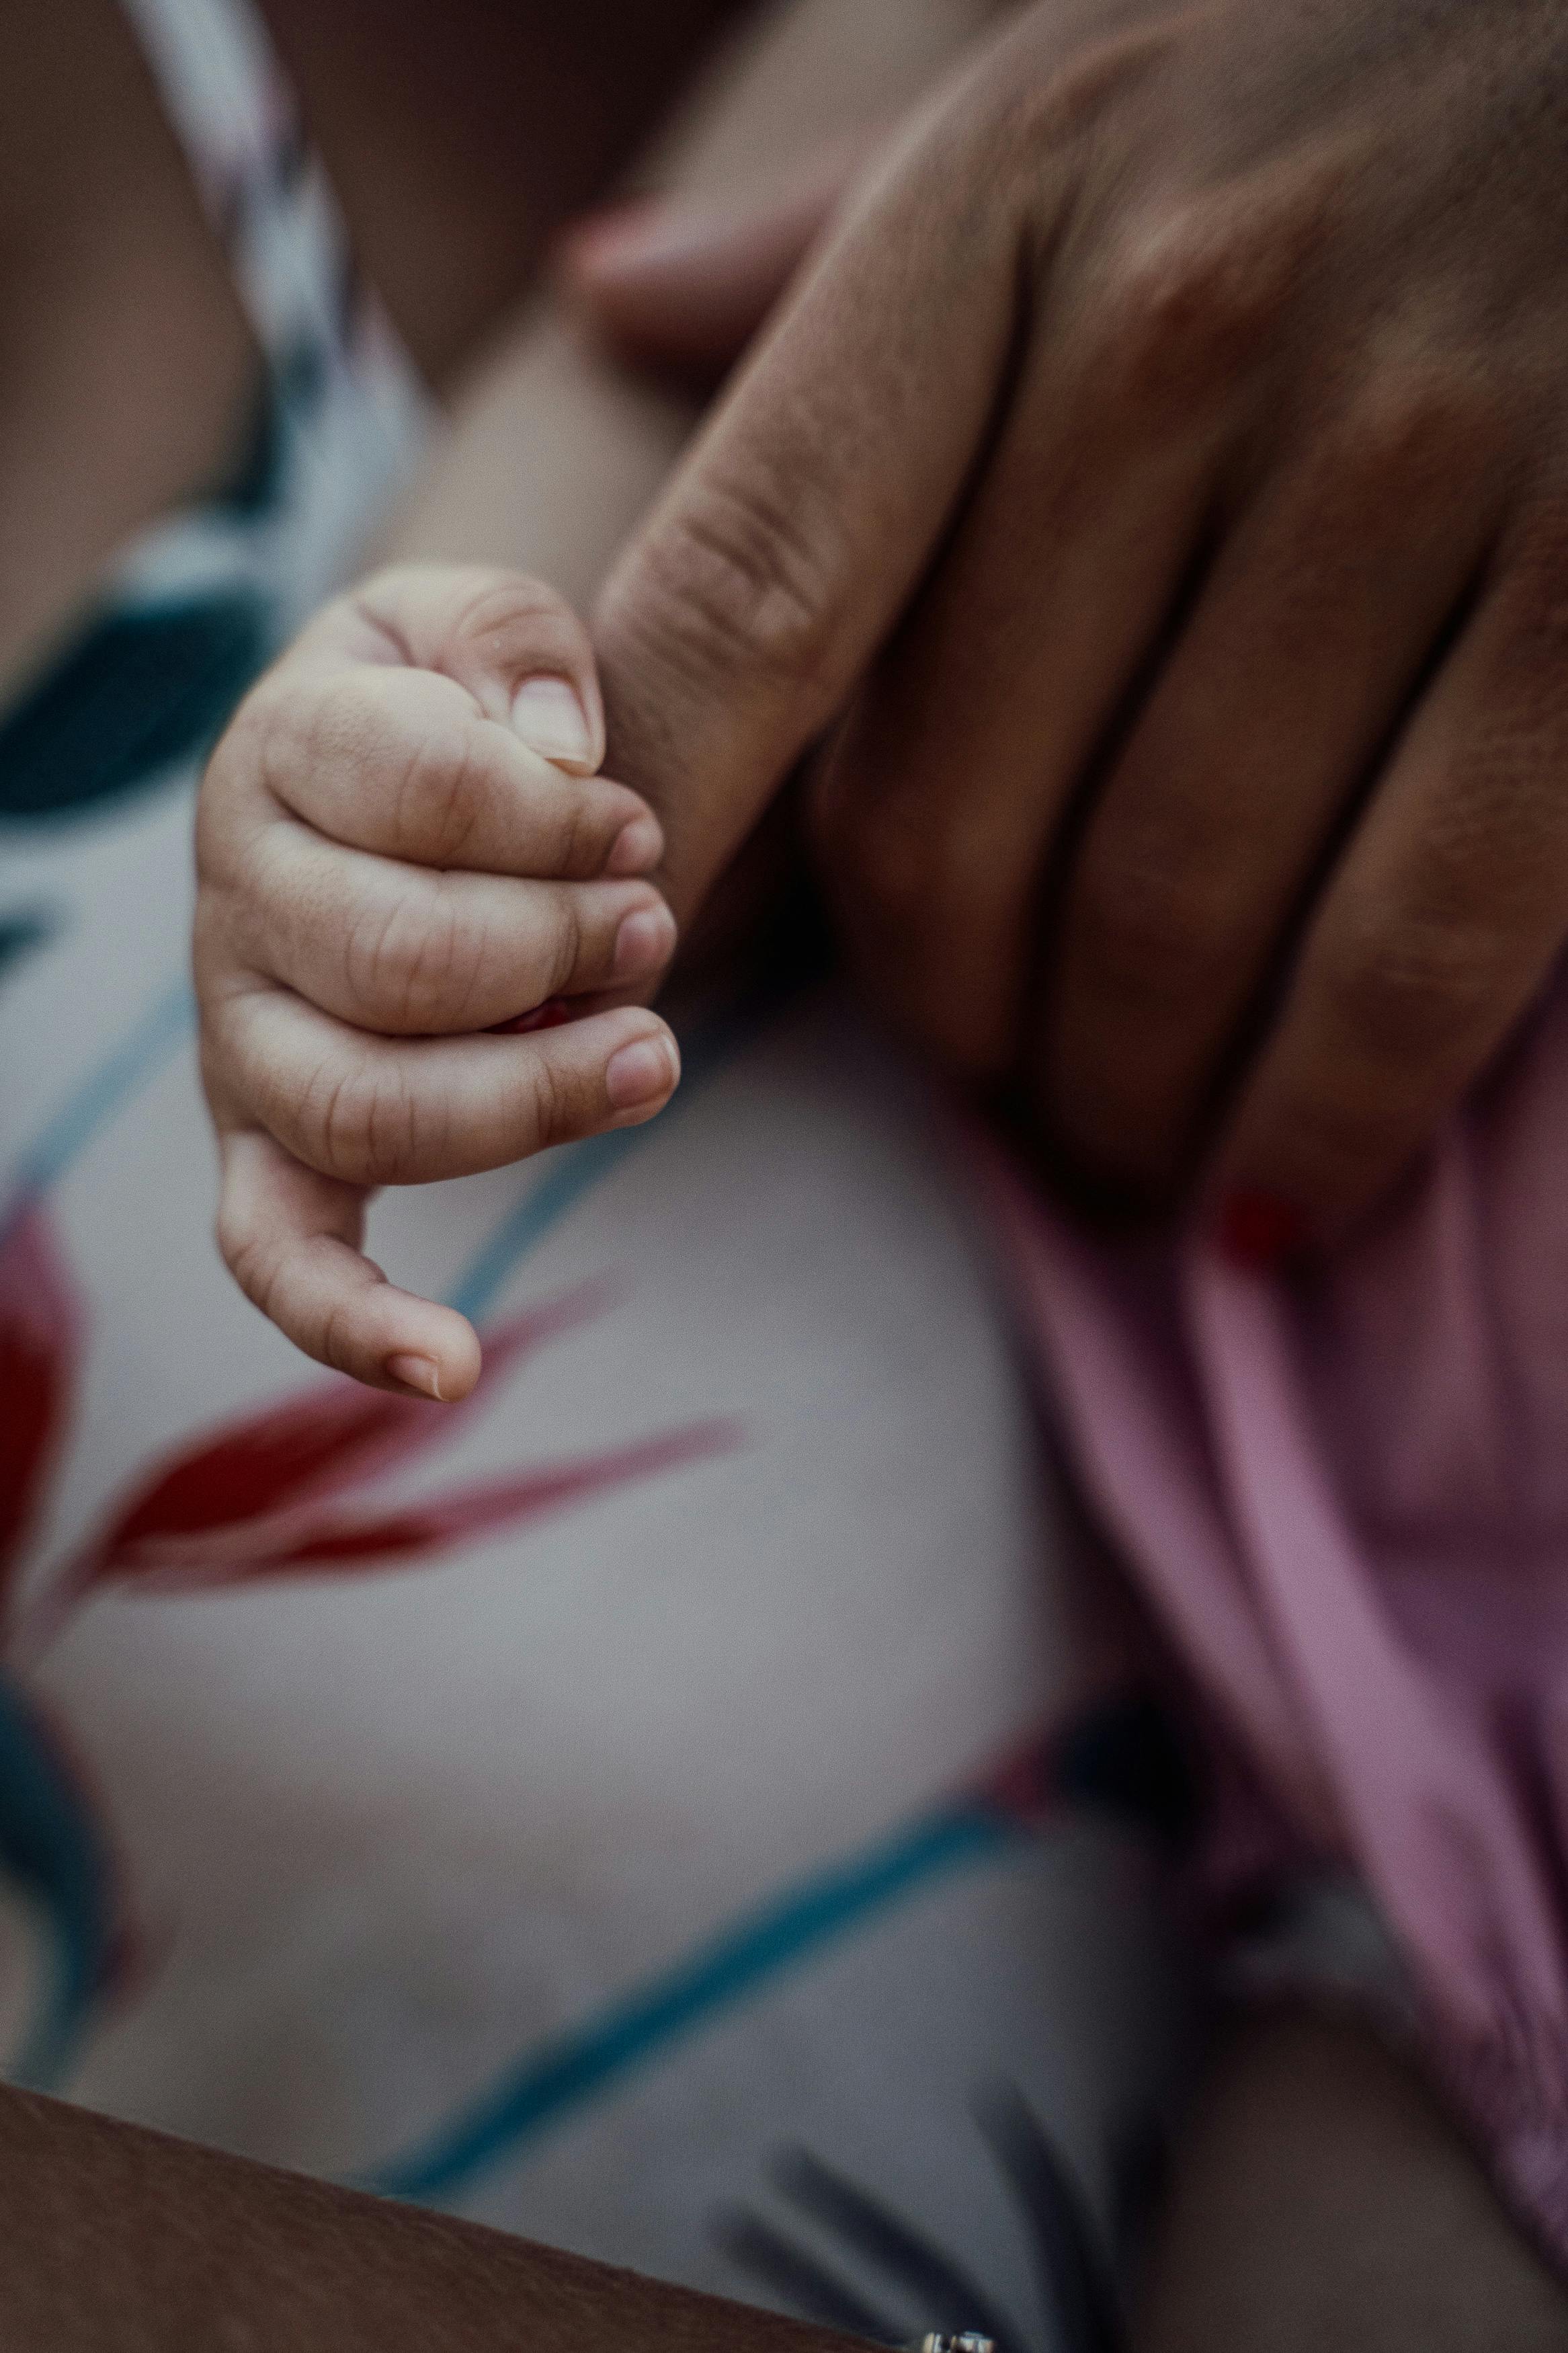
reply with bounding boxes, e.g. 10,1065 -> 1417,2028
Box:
977,983 -> 1568,2252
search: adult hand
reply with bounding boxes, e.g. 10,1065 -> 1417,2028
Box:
587,0 -> 1568,1238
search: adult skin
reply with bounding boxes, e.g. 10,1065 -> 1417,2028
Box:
0,2083 -> 860,2353
587,0 -> 1568,1240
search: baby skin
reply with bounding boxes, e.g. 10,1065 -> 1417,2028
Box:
195,562 -> 683,1403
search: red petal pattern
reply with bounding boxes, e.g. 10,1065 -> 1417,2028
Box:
81,1277 -> 619,1573
122,1422 -> 743,1593
0,1203 -> 81,1611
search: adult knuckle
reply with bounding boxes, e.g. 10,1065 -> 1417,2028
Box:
1093,196 -> 1290,411
1002,24 -> 1162,155
1339,368 -> 1502,503
612,467 -> 844,702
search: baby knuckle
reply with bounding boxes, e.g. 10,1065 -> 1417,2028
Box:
393,721 -> 489,860
345,892 -> 479,1030
308,1059 -> 418,1183
316,1293 -> 371,1378
299,669 -> 392,775
516,1049 -> 574,1154
541,896 -> 586,998
216,1209 -> 278,1314
298,1062 -> 375,1179
254,669 -> 401,816
449,572 -> 585,680
554,791 -> 609,879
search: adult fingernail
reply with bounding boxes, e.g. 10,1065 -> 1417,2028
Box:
387,1352 -> 444,1400
613,902 -> 676,982
606,812 -> 663,875
605,1032 -> 680,1112
1216,1189 -> 1310,1271
511,676 -> 595,771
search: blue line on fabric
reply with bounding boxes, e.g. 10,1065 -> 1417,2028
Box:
448,1125 -> 657,1326
446,985 -> 794,1326
364,1801 -> 1021,2204
4,978 -> 195,1230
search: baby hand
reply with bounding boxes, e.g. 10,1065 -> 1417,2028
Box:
196,564 -> 680,1401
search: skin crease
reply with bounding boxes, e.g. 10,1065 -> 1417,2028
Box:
581,0 -> 1568,1243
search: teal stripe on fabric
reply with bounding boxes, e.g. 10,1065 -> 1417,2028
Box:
448,1124 -> 659,1326
364,1802 -> 1020,2204
0,1672 -> 118,2092
0,595 -> 270,824
3,980 -> 194,1231
0,910 -> 54,985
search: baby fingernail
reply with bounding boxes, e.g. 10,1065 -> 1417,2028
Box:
613,902 -> 676,981
1216,1189 -> 1309,1271
605,1033 -> 679,1111
511,676 -> 595,771
387,1352 -> 444,1400
606,812 -> 663,875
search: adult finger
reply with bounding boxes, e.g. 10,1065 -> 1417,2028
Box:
225,660 -> 661,879
222,822 -> 675,1033
1212,504 -> 1568,1229
1042,368 -> 1505,1195
814,189 -> 1276,1078
216,1129 -> 481,1398
207,988 -> 682,1188
592,35 -> 1061,923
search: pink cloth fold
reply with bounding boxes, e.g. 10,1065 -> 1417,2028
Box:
978,981 -> 1568,2251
